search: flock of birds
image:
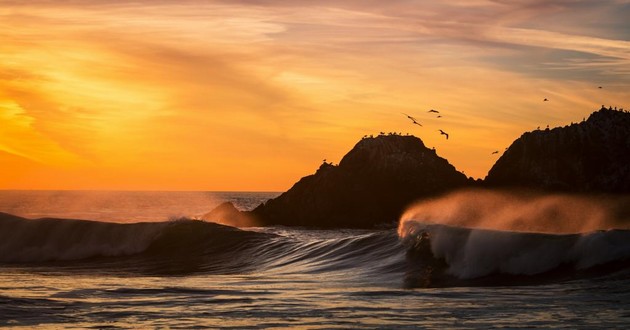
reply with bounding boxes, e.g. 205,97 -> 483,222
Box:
402,110 -> 450,140
397,87 -> 612,156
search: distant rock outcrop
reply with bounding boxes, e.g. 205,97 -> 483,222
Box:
485,108 -> 630,193
250,134 -> 469,228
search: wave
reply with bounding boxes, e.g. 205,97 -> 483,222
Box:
399,220 -> 630,286
0,213 -> 404,277
2,212 -> 629,287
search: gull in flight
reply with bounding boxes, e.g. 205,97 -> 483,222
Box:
438,129 -> 449,140
402,113 -> 422,126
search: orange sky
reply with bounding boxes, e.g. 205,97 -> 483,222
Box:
1,0 -> 629,191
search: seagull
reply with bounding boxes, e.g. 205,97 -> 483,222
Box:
402,113 -> 422,126
543,98 -> 549,102
402,113 -> 417,121
598,86 -> 603,89
492,150 -> 499,154
428,109 -> 440,113
438,129 -> 449,140
437,115 -> 442,118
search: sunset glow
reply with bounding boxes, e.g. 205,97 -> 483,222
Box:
2,0 -> 629,190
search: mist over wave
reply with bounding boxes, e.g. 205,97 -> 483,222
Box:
397,189 -> 630,283
399,222 -> 630,282
399,189 -> 630,234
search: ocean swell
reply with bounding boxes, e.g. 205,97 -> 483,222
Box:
2,211 -> 629,287
0,213 -> 405,278
399,221 -> 630,281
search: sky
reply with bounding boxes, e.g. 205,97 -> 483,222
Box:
1,0 -> 629,191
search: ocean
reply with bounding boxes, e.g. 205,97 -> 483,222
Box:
1,190 -> 629,329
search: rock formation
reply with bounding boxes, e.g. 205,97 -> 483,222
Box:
485,107 -> 630,193
204,107 -> 630,229
249,134 -> 469,228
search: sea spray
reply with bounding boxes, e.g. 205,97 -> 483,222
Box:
399,189 -> 630,234
398,189 -> 630,281
400,221 -> 630,280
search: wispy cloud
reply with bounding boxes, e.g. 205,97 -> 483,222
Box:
0,0 -> 628,189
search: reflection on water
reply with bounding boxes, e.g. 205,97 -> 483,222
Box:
2,270 -> 629,328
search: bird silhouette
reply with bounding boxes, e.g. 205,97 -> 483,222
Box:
492,150 -> 499,154
437,115 -> 442,118
428,109 -> 440,113
543,98 -> 549,102
402,113 -> 417,121
598,86 -> 603,89
438,129 -> 449,140
402,113 -> 422,126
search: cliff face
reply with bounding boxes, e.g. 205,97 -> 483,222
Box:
250,135 -> 469,228
485,108 -> 630,193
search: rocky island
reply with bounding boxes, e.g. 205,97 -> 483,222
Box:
486,107 -> 630,193
204,134 -> 469,228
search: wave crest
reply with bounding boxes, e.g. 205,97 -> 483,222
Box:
0,213 -> 263,265
400,220 -> 630,280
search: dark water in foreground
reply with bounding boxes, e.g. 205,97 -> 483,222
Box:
1,191 -> 629,328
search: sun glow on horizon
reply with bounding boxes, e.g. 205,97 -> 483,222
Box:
1,1 -> 629,191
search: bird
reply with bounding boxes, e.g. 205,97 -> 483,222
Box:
438,129 -> 449,140
402,113 -> 417,121
428,109 -> 440,113
492,150 -> 499,154
543,98 -> 549,102
598,86 -> 603,89
402,113 -> 422,126
437,115 -> 442,118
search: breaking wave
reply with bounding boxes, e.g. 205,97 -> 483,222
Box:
2,207 -> 629,287
399,221 -> 630,286
0,213 -> 403,277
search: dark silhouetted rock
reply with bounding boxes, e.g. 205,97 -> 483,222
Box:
485,108 -> 630,193
250,134 -> 468,228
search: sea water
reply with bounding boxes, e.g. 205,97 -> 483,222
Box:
1,191 -> 629,329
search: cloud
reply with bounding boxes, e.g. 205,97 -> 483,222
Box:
0,0 -> 628,189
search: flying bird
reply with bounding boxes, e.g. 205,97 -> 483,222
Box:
438,129 -> 449,140
543,98 -> 549,102
437,115 -> 442,118
402,113 -> 417,121
492,150 -> 499,154
598,86 -> 603,89
402,113 -> 422,126
428,109 -> 440,113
